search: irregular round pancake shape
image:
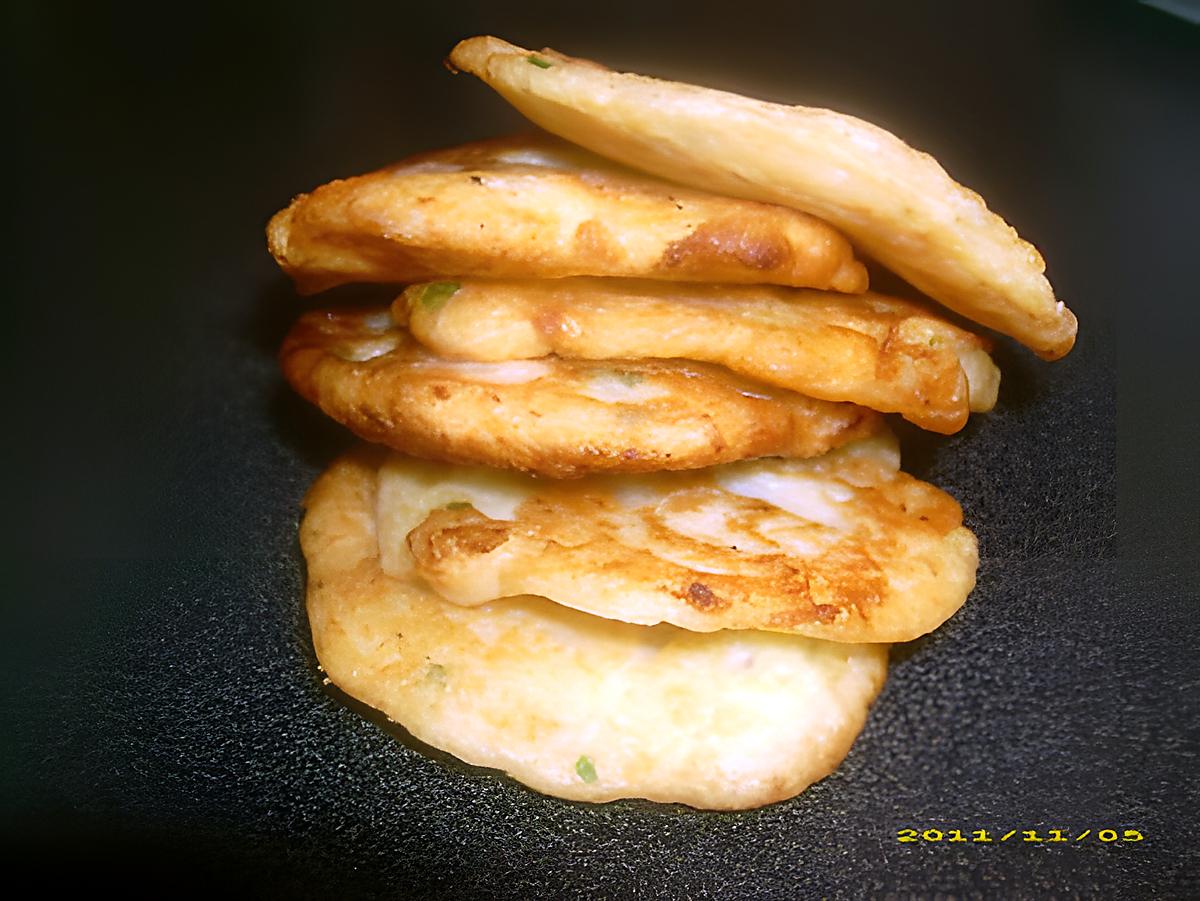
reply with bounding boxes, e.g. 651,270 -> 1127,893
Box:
448,37 -> 1077,360
304,450 -> 890,809
380,433 -> 978,643
282,307 -> 882,478
267,133 -> 867,295
398,278 -> 1000,434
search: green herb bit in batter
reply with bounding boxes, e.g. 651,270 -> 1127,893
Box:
426,663 -> 447,686
575,755 -> 598,783
596,369 -> 644,387
419,281 -> 461,310
614,370 -> 644,387
527,55 -> 553,69
444,501 -> 472,510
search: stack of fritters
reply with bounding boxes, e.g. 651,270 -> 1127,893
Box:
268,37 -> 1076,811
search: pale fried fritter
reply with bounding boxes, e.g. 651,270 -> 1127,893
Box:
267,133 -> 867,294
304,449 -> 889,809
398,278 -> 999,434
448,37 -> 1077,360
282,307 -> 881,478
380,433 -> 978,643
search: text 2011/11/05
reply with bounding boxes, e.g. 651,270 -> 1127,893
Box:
897,828 -> 1144,844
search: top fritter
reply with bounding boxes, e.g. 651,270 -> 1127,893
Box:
268,133 -> 867,294
449,37 -> 1077,359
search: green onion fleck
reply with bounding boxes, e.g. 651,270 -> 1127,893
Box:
444,501 -> 472,510
418,281 -> 461,311
928,336 -> 939,347
596,369 -> 644,387
614,370 -> 644,387
527,55 -> 553,69
575,754 -> 597,783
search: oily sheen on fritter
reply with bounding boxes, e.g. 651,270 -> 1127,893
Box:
398,278 -> 999,434
449,36 -> 1077,360
303,449 -> 889,810
267,133 -> 867,295
282,307 -> 881,477
378,433 -> 978,643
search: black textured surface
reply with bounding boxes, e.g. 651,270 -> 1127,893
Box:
6,1 -> 1199,896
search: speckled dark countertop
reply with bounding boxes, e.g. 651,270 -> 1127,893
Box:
6,2 -> 1198,896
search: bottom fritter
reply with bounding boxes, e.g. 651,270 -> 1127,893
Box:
302,448 -> 889,810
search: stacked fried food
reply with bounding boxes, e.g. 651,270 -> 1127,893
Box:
268,37 -> 1076,810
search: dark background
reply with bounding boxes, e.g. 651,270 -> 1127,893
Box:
5,0 -> 1198,896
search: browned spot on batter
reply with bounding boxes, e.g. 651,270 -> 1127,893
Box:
769,607 -> 830,628
444,523 -> 509,555
874,322 -> 967,434
574,219 -> 617,264
408,508 -> 513,564
827,548 -> 887,616
431,384 -> 450,400
763,558 -> 880,629
661,219 -> 791,272
685,581 -> 728,611
356,403 -> 395,430
812,604 -> 840,623
533,304 -> 565,338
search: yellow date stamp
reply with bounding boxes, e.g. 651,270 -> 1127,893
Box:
897,828 -> 1145,844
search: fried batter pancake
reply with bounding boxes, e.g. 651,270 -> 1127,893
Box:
267,133 -> 867,294
282,307 -> 881,478
380,434 -> 977,643
398,278 -> 999,434
304,450 -> 889,809
449,37 -> 1077,360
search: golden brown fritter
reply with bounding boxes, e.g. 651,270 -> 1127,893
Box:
398,278 -> 999,434
267,133 -> 867,295
282,307 -> 882,477
449,37 -> 1077,359
377,433 -> 978,643
303,448 -> 889,809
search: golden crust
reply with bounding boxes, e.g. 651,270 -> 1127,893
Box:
267,133 -> 867,294
281,307 -> 882,477
379,434 -> 979,643
399,278 -> 999,434
449,37 -> 1077,359
303,450 -> 889,809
